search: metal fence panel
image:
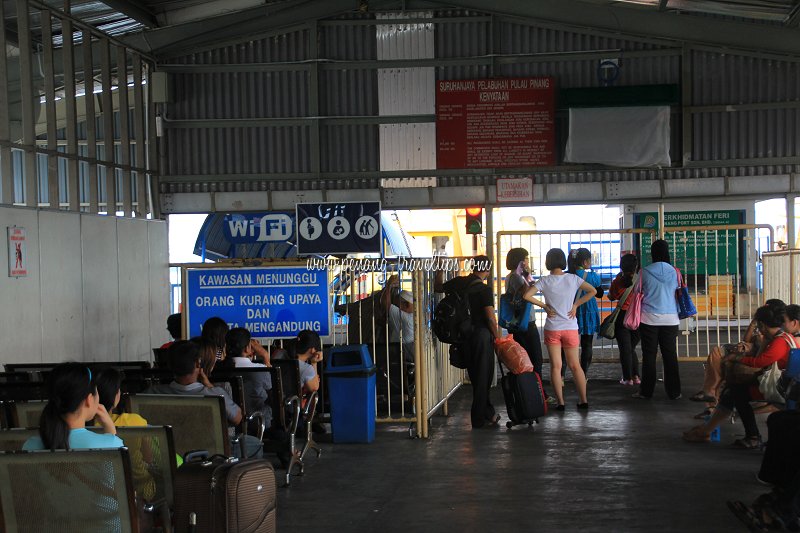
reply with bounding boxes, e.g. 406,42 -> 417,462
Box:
495,225 -> 772,361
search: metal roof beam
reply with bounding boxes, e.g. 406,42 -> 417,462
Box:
787,3 -> 800,26
122,0 -> 398,58
443,0 -> 800,58
100,0 -> 158,28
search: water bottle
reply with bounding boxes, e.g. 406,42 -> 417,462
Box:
705,415 -> 721,442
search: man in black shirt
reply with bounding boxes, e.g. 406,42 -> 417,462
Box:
435,255 -> 501,428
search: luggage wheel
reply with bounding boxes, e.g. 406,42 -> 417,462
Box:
506,421 -> 513,429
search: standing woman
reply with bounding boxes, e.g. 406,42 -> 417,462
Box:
569,248 -> 603,376
504,248 -> 547,395
524,248 -> 596,410
608,254 -> 641,386
634,239 -> 682,400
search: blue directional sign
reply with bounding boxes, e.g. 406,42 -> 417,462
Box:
185,266 -> 330,339
296,202 -> 381,255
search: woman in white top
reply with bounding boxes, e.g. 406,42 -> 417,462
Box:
524,248 -> 597,411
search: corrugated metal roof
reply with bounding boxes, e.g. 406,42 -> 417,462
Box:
582,0 -> 798,22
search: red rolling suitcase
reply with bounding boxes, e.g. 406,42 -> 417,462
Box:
174,451 -> 277,533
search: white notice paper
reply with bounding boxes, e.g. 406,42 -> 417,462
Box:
565,106 -> 671,167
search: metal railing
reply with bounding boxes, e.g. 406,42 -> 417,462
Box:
494,225 -> 772,360
326,258 -> 469,437
763,249 -> 800,305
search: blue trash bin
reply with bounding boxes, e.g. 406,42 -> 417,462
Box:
325,344 -> 377,443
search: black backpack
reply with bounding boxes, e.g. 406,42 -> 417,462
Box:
432,279 -> 484,345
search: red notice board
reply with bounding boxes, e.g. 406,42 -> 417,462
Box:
436,77 -> 556,169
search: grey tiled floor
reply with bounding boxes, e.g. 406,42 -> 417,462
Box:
277,362 -> 762,532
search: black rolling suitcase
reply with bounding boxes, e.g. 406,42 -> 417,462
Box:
759,410 -> 800,487
499,360 -> 547,428
174,451 -> 277,533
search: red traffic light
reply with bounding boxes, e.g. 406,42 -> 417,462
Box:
465,207 -> 483,235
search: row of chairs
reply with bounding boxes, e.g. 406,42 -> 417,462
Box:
0,359 -> 322,486
0,426 -> 176,532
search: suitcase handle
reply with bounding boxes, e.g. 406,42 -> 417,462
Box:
183,450 -> 210,463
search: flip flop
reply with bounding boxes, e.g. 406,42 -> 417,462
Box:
727,500 -> 770,533
689,391 -> 716,402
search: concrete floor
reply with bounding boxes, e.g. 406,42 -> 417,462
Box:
276,362 -> 765,532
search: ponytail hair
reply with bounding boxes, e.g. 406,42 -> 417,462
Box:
568,248 -> 591,274
39,362 -> 95,450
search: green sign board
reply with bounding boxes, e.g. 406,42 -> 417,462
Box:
636,210 -> 744,275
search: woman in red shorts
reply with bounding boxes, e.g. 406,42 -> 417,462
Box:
524,248 -> 597,411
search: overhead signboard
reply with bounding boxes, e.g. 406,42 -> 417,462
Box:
296,202 -> 381,256
496,177 -> 534,203
436,77 -> 556,169
636,210 -> 745,275
185,266 -> 330,339
223,212 -> 294,244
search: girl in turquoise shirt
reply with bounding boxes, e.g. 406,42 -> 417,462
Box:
23,363 -> 123,451
569,248 -> 604,376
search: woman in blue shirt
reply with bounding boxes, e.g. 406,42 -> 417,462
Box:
569,248 -> 603,376
633,239 -> 682,400
23,362 -> 123,451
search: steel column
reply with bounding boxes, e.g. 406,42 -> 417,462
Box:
0,0 -> 12,204
63,4 -> 80,211
17,0 -> 38,206
83,29 -> 98,213
132,54 -> 146,216
41,10 -> 60,209
100,38 -> 116,214
117,46 -> 132,215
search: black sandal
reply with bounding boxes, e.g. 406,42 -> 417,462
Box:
727,500 -> 770,533
731,436 -> 763,450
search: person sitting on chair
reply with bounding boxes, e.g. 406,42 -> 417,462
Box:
24,362 -> 123,451
222,327 -> 273,432
688,299 -> 785,420
145,339 -> 263,459
683,302 -> 796,448
159,313 -> 182,350
295,330 -> 323,395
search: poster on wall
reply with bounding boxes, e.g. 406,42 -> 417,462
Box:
436,77 -> 556,169
7,227 -> 27,277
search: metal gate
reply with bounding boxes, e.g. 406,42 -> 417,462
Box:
327,258 -> 466,438
495,225 -> 772,360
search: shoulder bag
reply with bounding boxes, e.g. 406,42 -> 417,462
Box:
598,274 -> 637,340
675,269 -> 697,320
623,272 -> 643,330
758,333 -> 799,403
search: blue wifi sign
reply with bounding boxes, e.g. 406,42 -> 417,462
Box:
223,212 -> 295,244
